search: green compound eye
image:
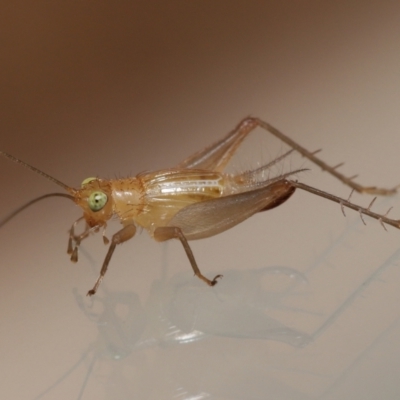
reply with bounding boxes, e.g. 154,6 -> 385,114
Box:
88,191 -> 108,211
81,177 -> 97,187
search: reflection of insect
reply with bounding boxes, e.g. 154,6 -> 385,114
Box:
34,288 -> 146,400
1,117 -> 399,295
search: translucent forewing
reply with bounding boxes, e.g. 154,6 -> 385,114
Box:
164,180 -> 295,240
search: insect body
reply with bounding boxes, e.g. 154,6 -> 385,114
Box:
1,117 -> 399,295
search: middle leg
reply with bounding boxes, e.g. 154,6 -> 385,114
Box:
154,226 -> 222,286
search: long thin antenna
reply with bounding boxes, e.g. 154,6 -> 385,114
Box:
0,193 -> 75,228
0,151 -> 75,193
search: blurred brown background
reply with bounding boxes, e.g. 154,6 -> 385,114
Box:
2,2 -> 400,399
2,1 -> 399,174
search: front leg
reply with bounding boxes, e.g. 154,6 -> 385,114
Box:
67,217 -> 90,263
154,226 -> 222,286
87,224 -> 137,296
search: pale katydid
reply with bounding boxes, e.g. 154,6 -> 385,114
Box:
1,117 -> 398,295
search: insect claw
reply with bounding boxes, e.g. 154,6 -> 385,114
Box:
210,274 -> 223,286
